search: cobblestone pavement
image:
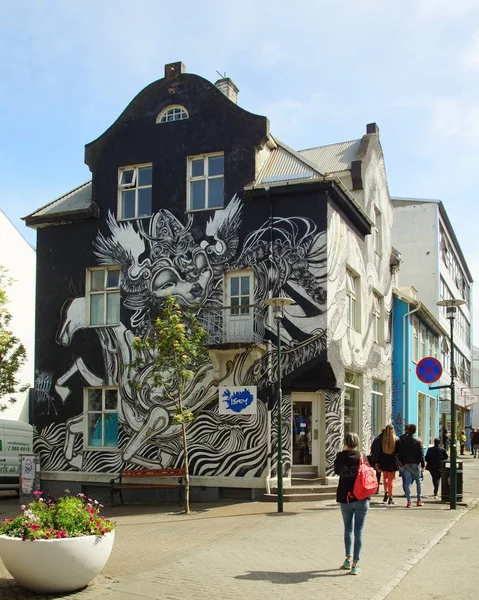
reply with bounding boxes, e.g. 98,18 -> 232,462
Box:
0,456 -> 478,600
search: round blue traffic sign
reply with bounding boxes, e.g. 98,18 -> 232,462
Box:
416,357 -> 443,384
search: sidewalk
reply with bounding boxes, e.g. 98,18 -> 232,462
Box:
0,455 -> 478,600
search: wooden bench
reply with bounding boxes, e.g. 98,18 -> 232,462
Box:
110,468 -> 186,506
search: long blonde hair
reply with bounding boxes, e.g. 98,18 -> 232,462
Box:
382,424 -> 396,454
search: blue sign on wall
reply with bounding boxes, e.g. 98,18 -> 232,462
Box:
416,357 -> 443,384
219,386 -> 257,415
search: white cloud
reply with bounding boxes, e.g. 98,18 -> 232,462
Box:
463,32 -> 479,69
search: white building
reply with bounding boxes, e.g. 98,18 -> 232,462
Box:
0,210 -> 35,421
472,346 -> 479,428
392,198 -> 474,432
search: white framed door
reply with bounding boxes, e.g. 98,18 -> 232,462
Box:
292,392 -> 323,471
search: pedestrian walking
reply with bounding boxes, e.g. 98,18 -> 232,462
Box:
470,428 -> 475,456
334,432 -> 371,576
397,423 -> 425,507
398,424 -> 410,496
369,428 -> 384,489
459,430 -> 466,456
472,429 -> 479,458
425,438 -> 448,498
442,427 -> 449,451
376,424 -> 400,505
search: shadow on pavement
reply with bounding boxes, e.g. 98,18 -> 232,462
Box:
235,569 -> 348,583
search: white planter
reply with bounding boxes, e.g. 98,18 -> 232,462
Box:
0,530 -> 115,593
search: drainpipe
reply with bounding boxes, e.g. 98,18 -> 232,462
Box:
403,302 -> 422,427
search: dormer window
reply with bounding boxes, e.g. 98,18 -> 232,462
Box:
157,105 -> 189,123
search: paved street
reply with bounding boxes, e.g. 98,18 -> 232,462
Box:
0,455 -> 478,600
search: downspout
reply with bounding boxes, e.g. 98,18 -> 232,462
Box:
265,187 -> 273,495
403,302 -> 422,427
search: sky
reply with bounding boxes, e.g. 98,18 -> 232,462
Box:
1,0 -> 478,341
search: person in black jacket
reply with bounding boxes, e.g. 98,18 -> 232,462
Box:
397,423 -> 425,507
376,424 -> 400,505
425,438 -> 448,497
369,429 -> 384,489
334,432 -> 370,576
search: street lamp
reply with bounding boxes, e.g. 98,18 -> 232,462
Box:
264,296 -> 294,513
436,298 -> 466,510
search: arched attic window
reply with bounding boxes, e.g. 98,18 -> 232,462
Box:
156,105 -> 189,123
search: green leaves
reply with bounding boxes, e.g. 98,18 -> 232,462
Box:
130,294 -> 208,404
0,266 -> 28,411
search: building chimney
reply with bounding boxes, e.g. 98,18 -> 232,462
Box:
366,122 -> 380,135
214,77 -> 239,104
164,62 -> 186,79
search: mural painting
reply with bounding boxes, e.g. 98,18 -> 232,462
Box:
33,197 -> 329,479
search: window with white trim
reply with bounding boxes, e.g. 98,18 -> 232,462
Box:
412,317 -> 419,363
417,392 -> 427,442
157,105 -> 189,123
118,164 -> 152,219
374,207 -> 382,257
224,270 -> 254,343
346,269 -> 360,331
371,380 -> 385,437
187,153 -> 224,211
420,325 -> 427,360
430,335 -> 438,359
372,293 -> 383,344
344,372 -> 361,435
87,267 -> 121,326
85,387 -> 119,448
429,396 -> 436,446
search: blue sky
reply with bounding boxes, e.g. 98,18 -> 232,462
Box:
1,0 -> 478,339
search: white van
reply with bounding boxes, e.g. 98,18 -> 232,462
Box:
0,419 -> 34,490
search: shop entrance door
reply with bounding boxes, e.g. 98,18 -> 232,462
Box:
292,393 -> 321,468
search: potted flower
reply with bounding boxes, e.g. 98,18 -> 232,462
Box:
0,491 -> 115,593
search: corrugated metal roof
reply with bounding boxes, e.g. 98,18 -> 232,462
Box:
27,181 -> 92,219
255,142 -> 322,185
298,140 -> 361,174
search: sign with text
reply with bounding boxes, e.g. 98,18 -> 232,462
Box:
219,386 -> 257,415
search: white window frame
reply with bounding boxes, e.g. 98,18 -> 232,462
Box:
417,392 -> 427,442
156,105 -> 189,123
344,371 -> 362,436
224,270 -> 254,343
346,268 -> 360,332
84,387 -> 119,450
374,206 -> 382,257
187,152 -> 224,211
412,317 -> 419,363
86,266 -> 121,327
371,379 -> 385,437
430,335 -> 438,359
372,292 -> 383,345
117,163 -> 153,220
420,325 -> 427,360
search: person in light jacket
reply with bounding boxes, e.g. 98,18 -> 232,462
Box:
334,432 -> 371,576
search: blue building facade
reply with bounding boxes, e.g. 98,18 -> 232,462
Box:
392,290 -> 447,447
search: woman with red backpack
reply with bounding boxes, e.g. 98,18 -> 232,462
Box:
334,431 -> 377,576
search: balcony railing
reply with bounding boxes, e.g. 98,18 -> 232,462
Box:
200,305 -> 266,346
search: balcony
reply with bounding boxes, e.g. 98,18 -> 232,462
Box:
201,305 -> 266,347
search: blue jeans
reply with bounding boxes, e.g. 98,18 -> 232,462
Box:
403,464 -> 423,502
339,499 -> 370,562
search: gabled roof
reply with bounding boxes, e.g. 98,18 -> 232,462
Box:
23,181 -> 97,228
298,139 -> 362,174
253,138 -> 323,186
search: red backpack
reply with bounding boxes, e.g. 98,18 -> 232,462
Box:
351,453 -> 378,501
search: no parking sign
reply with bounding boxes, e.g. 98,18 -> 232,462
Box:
416,357 -> 443,384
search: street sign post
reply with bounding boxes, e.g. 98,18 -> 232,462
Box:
416,357 -> 443,384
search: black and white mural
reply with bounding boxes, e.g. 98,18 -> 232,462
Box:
33,196 -> 329,479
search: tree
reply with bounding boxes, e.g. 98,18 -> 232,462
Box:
0,266 -> 28,411
130,294 -> 208,514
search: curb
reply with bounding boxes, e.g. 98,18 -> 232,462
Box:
370,497 -> 479,600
